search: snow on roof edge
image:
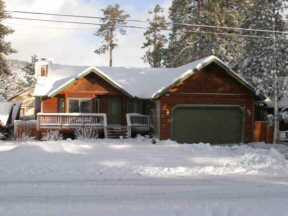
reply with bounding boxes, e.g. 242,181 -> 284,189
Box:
48,66 -> 133,98
152,55 -> 264,99
34,55 -> 263,100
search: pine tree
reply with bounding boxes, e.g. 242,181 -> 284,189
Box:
231,0 -> 288,144
164,0 -> 249,67
232,0 -> 288,96
22,55 -> 38,87
94,4 -> 130,67
0,0 -> 16,75
164,0 -> 192,67
142,4 -> 168,68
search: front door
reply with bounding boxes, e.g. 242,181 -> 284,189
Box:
108,97 -> 122,125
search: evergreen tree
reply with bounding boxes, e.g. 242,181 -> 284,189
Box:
232,0 -> 288,96
164,0 -> 249,67
22,55 -> 38,87
142,4 -> 168,68
94,4 -> 130,67
232,0 -> 288,143
0,0 -> 16,75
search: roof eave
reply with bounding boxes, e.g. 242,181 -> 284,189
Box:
47,67 -> 133,98
152,56 -> 265,100
212,59 -> 265,100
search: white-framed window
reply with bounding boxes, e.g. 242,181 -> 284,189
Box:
68,98 -> 92,113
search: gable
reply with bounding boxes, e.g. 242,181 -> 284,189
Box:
33,56 -> 261,100
58,72 -> 125,97
9,88 -> 35,105
168,63 -> 253,96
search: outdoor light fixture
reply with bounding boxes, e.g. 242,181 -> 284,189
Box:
166,109 -> 170,115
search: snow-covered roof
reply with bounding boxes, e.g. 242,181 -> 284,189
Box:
33,56 -> 259,99
0,102 -> 13,126
0,102 -> 22,127
8,87 -> 34,101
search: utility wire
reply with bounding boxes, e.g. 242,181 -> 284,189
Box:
6,10 -> 288,35
8,16 -> 275,40
9,17 -> 145,29
6,10 -> 145,23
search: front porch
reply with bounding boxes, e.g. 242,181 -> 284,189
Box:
37,113 -> 151,138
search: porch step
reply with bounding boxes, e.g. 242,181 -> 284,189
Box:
107,127 -> 128,139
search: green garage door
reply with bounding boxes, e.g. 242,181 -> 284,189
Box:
172,106 -> 244,144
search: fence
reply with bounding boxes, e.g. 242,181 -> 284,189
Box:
14,120 -> 38,139
126,113 -> 151,137
253,121 -> 273,144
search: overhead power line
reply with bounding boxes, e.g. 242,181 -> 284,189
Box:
9,17 -> 145,29
8,16 -> 275,40
6,10 -> 288,35
6,10 -> 146,23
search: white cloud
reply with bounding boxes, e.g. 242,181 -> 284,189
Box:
4,0 -> 172,67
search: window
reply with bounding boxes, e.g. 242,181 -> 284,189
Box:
41,65 -> 48,77
68,98 -> 92,113
69,99 -> 80,113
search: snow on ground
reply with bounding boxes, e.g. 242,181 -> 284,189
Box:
0,139 -> 288,215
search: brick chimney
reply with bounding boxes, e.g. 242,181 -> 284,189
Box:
35,58 -> 53,78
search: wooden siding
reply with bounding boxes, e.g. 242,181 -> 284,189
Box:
158,63 -> 256,143
59,73 -> 123,97
253,121 -> 273,144
41,73 -> 130,125
9,88 -> 35,117
42,97 -> 58,113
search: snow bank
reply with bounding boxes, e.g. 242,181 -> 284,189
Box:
0,140 -> 288,216
139,143 -> 288,177
0,140 -> 287,181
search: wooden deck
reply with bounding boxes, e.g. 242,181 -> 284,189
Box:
37,113 -> 151,138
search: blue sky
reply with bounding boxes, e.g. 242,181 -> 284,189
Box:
4,0 -> 171,67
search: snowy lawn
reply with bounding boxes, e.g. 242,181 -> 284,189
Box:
0,138 -> 288,216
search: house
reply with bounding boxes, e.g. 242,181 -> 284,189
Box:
8,87 -> 35,119
32,56 -> 263,144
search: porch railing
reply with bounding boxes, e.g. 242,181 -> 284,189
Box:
126,113 -> 151,137
37,113 -> 108,137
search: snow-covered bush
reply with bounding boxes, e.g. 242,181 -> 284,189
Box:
266,114 -> 274,126
281,111 -> 288,124
75,127 -> 99,140
41,130 -> 63,141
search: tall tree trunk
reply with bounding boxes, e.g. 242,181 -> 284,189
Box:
109,29 -> 113,67
273,77 -> 279,144
109,46 -> 113,67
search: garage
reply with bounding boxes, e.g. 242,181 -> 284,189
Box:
172,106 -> 244,144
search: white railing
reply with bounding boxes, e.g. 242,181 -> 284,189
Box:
37,113 -> 108,137
126,113 -> 151,137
